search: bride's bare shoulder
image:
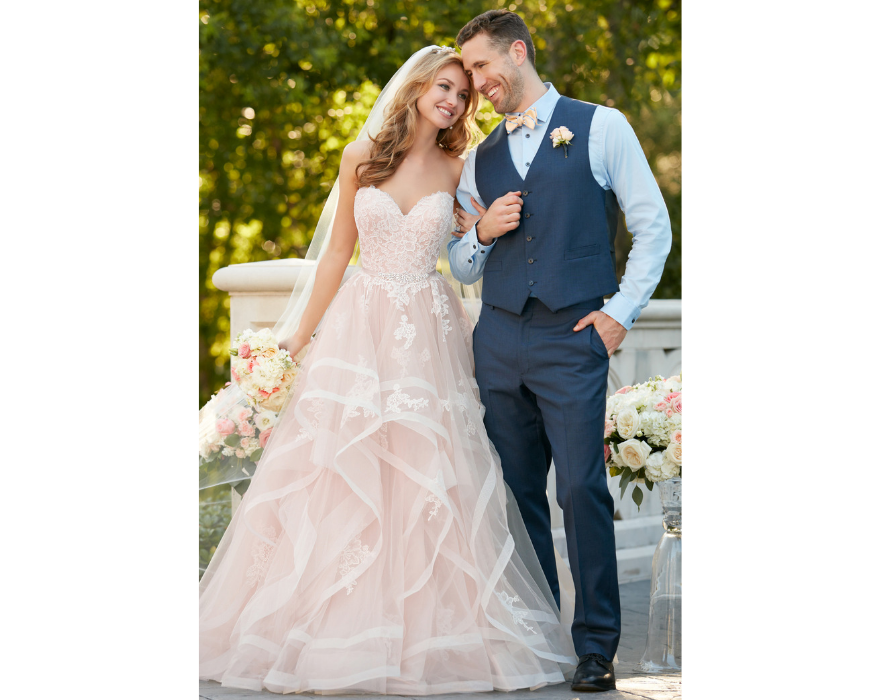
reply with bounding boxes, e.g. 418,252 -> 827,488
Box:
343,140 -> 372,165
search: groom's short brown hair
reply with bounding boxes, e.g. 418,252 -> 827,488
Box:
456,10 -> 536,68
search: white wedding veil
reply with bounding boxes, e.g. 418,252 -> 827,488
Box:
199,46 -> 482,493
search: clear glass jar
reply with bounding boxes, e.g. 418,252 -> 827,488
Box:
639,476 -> 682,672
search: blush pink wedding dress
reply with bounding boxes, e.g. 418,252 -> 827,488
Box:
199,185 -> 577,694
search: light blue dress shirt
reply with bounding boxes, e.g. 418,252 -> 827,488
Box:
448,83 -> 672,330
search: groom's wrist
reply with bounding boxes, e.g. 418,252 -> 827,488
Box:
475,222 -> 494,247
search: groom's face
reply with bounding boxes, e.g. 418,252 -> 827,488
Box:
460,33 -> 525,115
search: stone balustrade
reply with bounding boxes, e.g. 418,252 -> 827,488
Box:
214,260 -> 681,581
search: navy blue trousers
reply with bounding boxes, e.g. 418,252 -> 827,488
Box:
473,297 -> 621,660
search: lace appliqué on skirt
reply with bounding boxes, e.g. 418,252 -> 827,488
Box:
495,590 -> 537,633
245,526 -> 278,588
339,537 -> 371,595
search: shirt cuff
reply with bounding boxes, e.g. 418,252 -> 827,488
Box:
462,224 -> 494,259
602,292 -> 641,330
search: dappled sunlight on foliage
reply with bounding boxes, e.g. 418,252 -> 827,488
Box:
199,0 -> 680,406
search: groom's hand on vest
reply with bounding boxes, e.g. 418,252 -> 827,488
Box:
475,192 -> 522,246
574,311 -> 626,357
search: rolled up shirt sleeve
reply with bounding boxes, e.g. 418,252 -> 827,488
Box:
596,108 -> 672,330
448,149 -> 495,284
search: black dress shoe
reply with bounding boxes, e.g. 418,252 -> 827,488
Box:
571,653 -> 616,692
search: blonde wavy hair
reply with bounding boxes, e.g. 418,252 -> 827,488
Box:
357,49 -> 479,187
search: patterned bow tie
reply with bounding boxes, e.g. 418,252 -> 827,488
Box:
505,108 -> 538,134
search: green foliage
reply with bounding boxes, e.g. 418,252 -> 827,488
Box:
199,0 -> 681,406
199,495 -> 232,578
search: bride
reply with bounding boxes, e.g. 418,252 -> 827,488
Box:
199,46 -> 577,694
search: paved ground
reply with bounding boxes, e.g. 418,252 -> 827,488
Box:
199,580 -> 681,700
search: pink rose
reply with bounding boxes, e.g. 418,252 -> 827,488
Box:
654,400 -> 667,412
669,393 -> 682,414
239,342 -> 251,358
216,418 -> 235,436
237,408 -> 253,424
231,368 -> 240,383
604,444 -> 611,462
238,421 -> 255,437
666,409 -> 673,417
615,386 -> 632,395
258,389 -> 270,398
247,358 -> 255,372
604,419 -> 614,438
671,429 -> 682,444
259,428 -> 272,448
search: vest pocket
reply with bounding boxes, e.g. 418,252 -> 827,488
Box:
564,244 -> 600,260
485,259 -> 503,271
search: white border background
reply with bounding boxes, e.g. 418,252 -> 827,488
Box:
2,2 -> 878,698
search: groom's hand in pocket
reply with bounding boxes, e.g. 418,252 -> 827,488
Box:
574,311 -> 626,357
475,192 -> 522,246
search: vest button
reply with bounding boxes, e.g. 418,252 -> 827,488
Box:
528,258 -> 534,264
523,191 -> 529,196
527,236 -> 533,241
525,213 -> 530,219
529,281 -> 534,286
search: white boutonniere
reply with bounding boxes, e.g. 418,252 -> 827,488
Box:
550,126 -> 574,158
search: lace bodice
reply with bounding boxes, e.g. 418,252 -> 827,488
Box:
354,186 -> 454,275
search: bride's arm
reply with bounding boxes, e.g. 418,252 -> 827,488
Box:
279,141 -> 368,357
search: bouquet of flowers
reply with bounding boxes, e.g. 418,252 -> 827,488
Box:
230,328 -> 298,411
199,329 -> 302,494
605,374 -> 682,508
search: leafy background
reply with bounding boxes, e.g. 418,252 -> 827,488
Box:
199,0 -> 681,408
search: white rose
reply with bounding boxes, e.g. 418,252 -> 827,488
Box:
645,451 -> 666,481
615,406 -> 640,440
255,410 -> 277,430
665,442 -> 682,466
617,439 -> 652,469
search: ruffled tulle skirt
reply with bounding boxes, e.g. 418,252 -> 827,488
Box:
199,270 -> 577,694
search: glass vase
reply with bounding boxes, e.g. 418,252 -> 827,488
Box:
639,476 -> 682,672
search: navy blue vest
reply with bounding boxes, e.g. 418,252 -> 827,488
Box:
475,97 -> 620,315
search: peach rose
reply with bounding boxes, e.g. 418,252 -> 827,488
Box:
615,407 -> 640,440
260,388 -> 289,412
260,347 -> 277,359
665,442 -> 682,466
617,439 -> 652,469
615,386 -> 632,395
671,429 -> 682,444
216,418 -> 235,436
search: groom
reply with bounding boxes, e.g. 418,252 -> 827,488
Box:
449,10 -> 672,693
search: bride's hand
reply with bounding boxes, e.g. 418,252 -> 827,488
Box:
279,332 -> 309,360
452,198 -> 485,238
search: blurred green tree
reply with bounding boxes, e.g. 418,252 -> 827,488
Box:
200,0 -> 680,406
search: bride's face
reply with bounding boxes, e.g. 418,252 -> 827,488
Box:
415,64 -> 471,131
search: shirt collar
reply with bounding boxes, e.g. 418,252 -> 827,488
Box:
507,83 -> 560,123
